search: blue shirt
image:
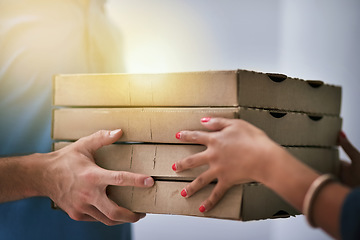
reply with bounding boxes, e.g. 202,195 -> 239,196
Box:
341,188 -> 360,240
0,0 -> 129,239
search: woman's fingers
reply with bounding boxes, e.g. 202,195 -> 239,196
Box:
181,170 -> 216,198
339,131 -> 360,164
176,130 -> 210,145
198,182 -> 231,213
176,118 -> 233,144
200,117 -> 233,131
173,150 -> 209,172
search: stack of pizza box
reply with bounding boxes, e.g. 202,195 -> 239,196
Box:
52,69 -> 341,221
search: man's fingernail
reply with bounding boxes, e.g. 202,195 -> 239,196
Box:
175,132 -> 181,139
181,189 -> 187,197
199,205 -> 206,213
340,131 -> 346,139
201,117 -> 211,123
144,177 -> 154,187
172,163 -> 177,171
110,129 -> 121,137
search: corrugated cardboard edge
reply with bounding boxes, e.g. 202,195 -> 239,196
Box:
236,69 -> 342,115
52,70 -> 341,115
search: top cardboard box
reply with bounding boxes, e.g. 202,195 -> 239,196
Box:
53,70 -> 341,115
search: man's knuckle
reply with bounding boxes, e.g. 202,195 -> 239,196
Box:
96,130 -> 108,136
78,191 -> 93,205
83,170 -> 101,185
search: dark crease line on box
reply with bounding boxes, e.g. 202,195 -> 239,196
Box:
149,118 -> 153,141
130,145 -> 134,169
152,145 -> 157,169
154,185 -> 158,206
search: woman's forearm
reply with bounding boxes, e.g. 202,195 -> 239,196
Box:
261,145 -> 350,239
258,145 -> 319,211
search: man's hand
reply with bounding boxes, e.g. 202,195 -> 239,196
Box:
44,129 -> 154,225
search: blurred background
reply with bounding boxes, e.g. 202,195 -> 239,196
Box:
105,0 -> 360,239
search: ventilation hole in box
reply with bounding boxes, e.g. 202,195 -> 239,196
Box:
272,210 -> 290,218
270,112 -> 287,118
308,115 -> 323,121
266,73 -> 287,83
307,80 -> 324,88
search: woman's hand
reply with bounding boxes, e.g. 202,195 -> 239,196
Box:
172,117 -> 284,213
338,131 -> 360,188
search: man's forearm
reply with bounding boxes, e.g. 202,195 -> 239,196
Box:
0,154 -> 45,203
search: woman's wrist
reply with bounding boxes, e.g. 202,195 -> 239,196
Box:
253,140 -> 290,185
253,141 -> 320,211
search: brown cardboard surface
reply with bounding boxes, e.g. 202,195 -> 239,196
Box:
52,107 -> 342,146
240,148 -> 340,221
107,181 -> 243,220
52,107 -> 238,143
52,142 -> 339,220
241,183 -> 299,221
54,142 -> 339,180
287,147 -> 339,175
237,70 -> 341,116
53,71 -> 238,107
242,108 -> 342,147
54,142 -> 208,180
53,70 -> 341,115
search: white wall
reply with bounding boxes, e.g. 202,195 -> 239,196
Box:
106,1 -> 360,239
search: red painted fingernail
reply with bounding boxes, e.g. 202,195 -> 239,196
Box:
172,163 -> 177,171
175,132 -> 181,139
181,189 -> 187,197
340,131 -> 346,139
201,117 -> 211,123
199,205 -> 206,213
